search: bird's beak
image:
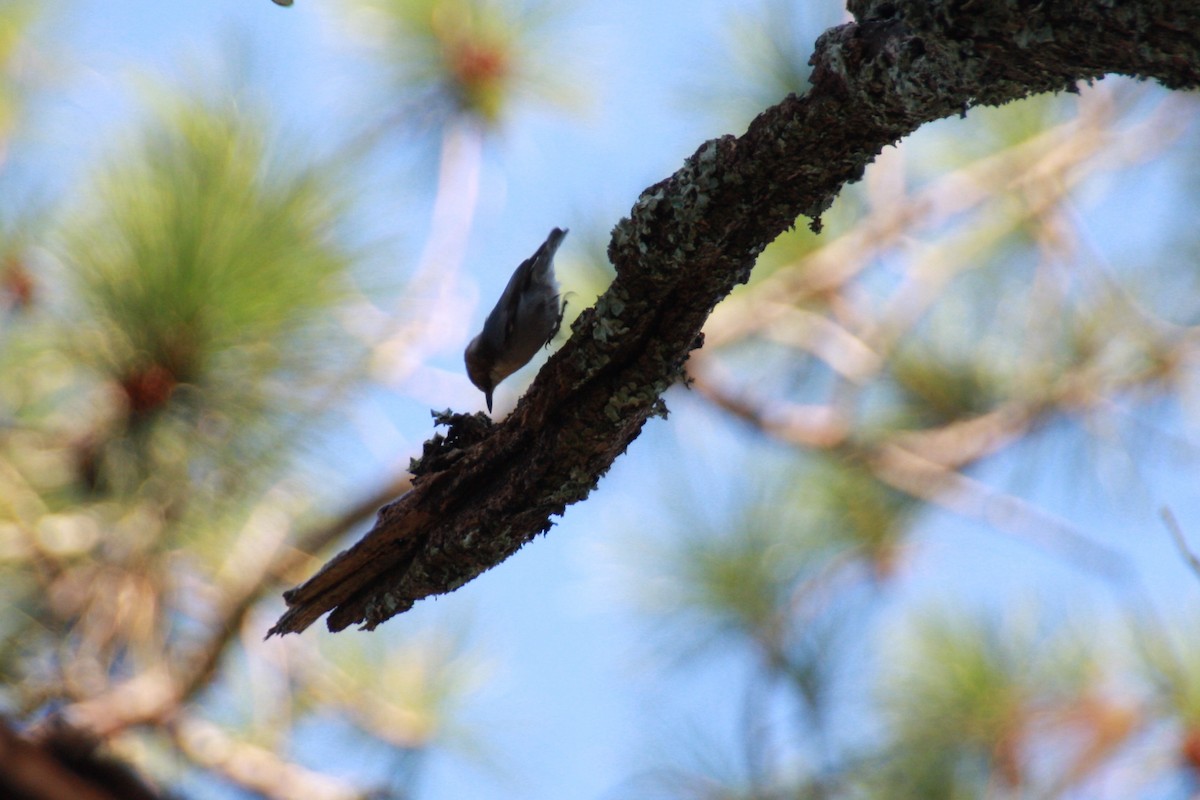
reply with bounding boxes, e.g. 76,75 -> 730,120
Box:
485,389 -> 493,413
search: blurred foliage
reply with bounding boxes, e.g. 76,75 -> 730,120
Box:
343,0 -> 569,131
805,455 -> 918,575
1137,624 -> 1200,733
626,5 -> 1200,799
0,1 -> 1199,799
668,506 -> 808,652
0,67 -> 477,799
0,83 -> 366,688
917,92 -> 1075,174
890,346 -> 1005,428
0,0 -> 516,794
698,1 -> 843,132
0,0 -> 38,149
60,97 -> 357,505
871,612 -> 1088,798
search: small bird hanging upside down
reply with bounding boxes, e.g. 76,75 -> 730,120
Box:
464,228 -> 568,413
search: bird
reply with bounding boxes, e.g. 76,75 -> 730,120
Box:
464,228 -> 568,413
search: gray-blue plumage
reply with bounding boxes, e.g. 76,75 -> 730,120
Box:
465,228 -> 567,412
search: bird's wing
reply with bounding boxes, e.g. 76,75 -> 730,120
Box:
501,253 -> 537,345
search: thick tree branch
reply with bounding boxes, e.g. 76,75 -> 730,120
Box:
270,0 -> 1200,635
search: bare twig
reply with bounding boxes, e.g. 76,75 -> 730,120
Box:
167,715 -> 364,800
687,339 -> 1197,586
870,442 -> 1133,584
62,474 -> 413,738
1160,507 -> 1200,581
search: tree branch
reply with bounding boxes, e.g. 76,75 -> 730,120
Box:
270,0 -> 1200,635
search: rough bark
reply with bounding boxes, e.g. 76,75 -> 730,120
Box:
270,0 -> 1200,635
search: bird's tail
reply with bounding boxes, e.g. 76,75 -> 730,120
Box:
533,227 -> 568,277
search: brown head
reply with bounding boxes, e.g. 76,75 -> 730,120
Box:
464,334 -> 496,412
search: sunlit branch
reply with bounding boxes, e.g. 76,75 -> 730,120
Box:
167,715 -> 364,800
703,89 -> 1190,354
61,474 -> 413,738
688,337 -> 1200,584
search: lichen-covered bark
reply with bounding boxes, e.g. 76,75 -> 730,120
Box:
270,0 -> 1200,635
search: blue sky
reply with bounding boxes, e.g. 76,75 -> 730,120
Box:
10,1 -> 1200,798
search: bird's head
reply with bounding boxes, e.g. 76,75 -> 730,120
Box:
464,335 -> 497,412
